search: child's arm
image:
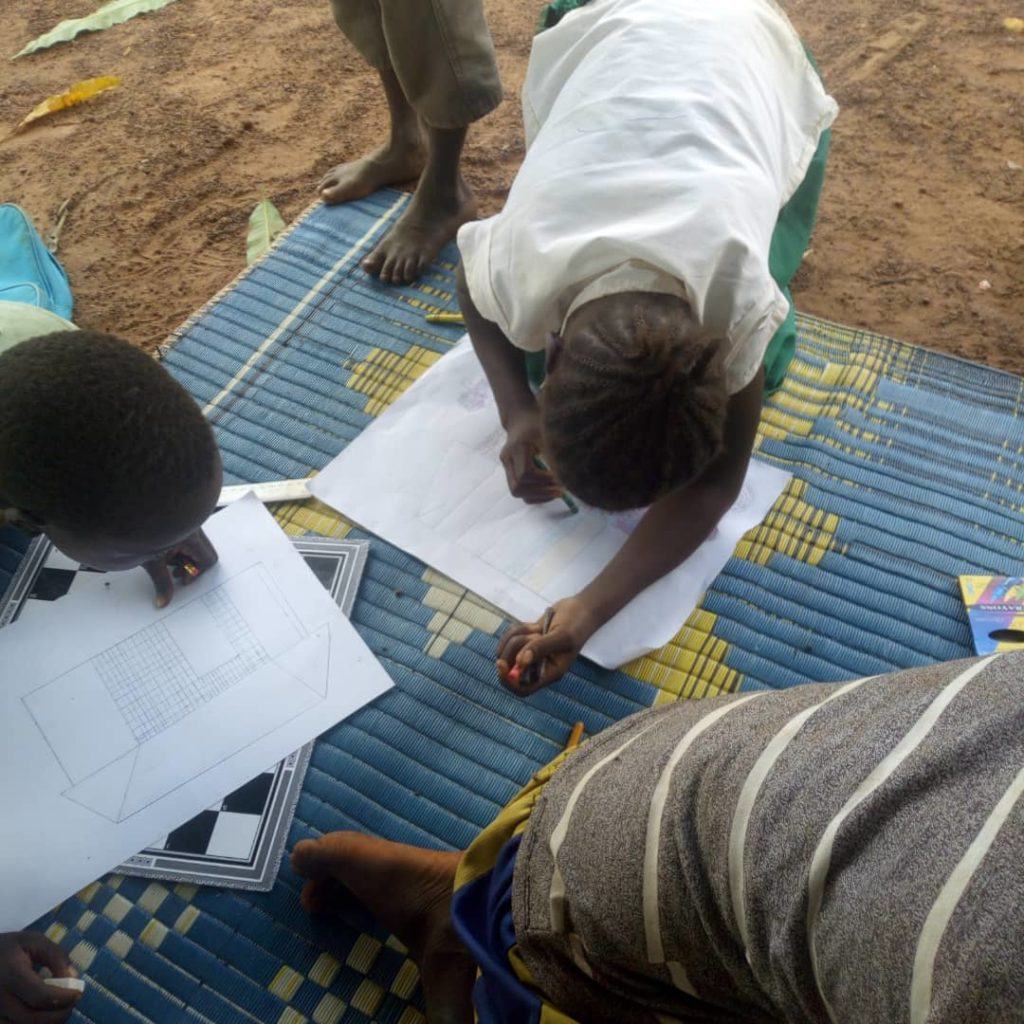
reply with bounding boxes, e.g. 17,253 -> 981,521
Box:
499,369 -> 764,692
456,263 -> 562,504
0,931 -> 81,1022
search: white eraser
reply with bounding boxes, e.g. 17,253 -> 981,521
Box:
44,977 -> 85,993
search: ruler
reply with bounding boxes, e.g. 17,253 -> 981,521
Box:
217,478 -> 312,507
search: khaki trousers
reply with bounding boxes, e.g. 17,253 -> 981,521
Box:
330,0 -> 503,129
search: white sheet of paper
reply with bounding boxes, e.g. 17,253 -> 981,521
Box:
0,495 -> 393,929
310,339 -> 790,667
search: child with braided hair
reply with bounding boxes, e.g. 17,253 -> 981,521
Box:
456,0 -> 837,692
538,294 -> 728,513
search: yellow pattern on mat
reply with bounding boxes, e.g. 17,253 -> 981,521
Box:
346,345 -> 443,416
274,495 -> 351,538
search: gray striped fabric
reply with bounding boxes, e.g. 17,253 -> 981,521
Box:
512,653 -> 1024,1023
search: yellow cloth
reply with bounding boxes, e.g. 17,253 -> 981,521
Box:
455,747 -> 580,1024
456,747 -> 574,890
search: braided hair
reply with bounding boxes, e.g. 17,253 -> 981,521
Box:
539,292 -> 727,511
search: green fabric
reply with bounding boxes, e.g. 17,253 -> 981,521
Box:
530,2 -> 830,395
538,0 -> 589,30
525,349 -> 546,391
762,125 -> 830,393
0,300 -> 76,359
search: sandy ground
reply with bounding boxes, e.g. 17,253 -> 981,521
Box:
1,0 -> 1022,370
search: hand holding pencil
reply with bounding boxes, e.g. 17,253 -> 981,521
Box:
532,455 -> 579,514
499,407 -> 578,511
497,596 -> 597,695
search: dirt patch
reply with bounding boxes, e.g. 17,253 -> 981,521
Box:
2,0 -> 1022,370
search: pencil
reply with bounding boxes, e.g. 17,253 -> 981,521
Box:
564,721 -> 585,751
532,455 -> 579,514
524,606 -> 556,688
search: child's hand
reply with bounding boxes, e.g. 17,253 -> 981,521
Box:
142,527 -> 219,609
500,409 -> 563,505
496,597 -> 597,695
0,931 -> 80,1023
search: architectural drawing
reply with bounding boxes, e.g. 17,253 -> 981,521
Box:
22,564 -> 331,823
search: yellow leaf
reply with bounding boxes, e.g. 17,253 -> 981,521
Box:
16,75 -> 121,133
1005,16 -> 1024,32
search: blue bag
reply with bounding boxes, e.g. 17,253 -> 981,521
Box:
0,203 -> 73,318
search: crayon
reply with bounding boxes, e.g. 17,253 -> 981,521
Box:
564,721 -> 585,751
44,978 -> 85,994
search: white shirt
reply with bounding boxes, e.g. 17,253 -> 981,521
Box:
457,0 -> 838,394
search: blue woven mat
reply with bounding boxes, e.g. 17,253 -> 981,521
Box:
20,189 -> 1024,1023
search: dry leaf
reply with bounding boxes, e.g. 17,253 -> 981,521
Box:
1005,16 -> 1024,33
16,76 -> 121,134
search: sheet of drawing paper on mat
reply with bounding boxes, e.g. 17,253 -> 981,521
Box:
0,495 -> 393,929
311,339 -> 791,667
1,535 -> 369,892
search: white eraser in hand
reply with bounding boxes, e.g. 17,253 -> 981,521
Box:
44,977 -> 85,993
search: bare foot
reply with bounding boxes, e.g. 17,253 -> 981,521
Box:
362,177 -> 476,285
319,141 -> 426,206
292,832 -> 475,1024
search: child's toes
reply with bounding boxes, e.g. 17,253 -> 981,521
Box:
399,255 -> 418,284
361,247 -> 386,278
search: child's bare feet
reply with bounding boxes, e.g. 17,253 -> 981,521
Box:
292,833 -> 474,1024
362,175 -> 476,285
319,140 -> 427,206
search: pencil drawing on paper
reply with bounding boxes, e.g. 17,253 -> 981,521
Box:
93,585 -> 270,742
22,564 -> 331,823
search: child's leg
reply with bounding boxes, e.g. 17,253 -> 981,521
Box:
363,0 -> 502,284
321,0 -> 426,205
361,123 -> 474,284
325,0 -> 502,285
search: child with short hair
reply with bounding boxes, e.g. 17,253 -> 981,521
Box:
0,330 -> 222,606
456,0 -> 837,691
0,330 -> 222,1015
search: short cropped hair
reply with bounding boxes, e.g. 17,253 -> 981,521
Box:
0,330 -> 220,537
540,294 -> 728,510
